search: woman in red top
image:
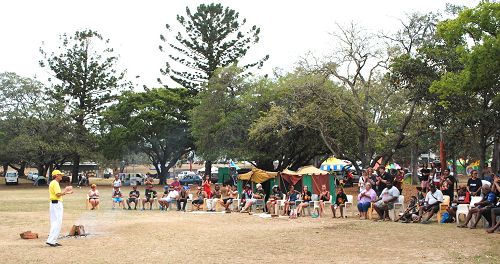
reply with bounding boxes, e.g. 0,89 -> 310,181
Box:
202,175 -> 212,199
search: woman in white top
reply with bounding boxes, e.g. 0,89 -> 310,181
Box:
112,175 -> 122,188
87,184 -> 100,210
358,170 -> 369,193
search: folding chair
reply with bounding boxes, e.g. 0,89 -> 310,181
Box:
343,195 -> 354,218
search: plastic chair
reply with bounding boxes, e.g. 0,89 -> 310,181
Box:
389,195 -> 405,221
275,194 -> 286,215
186,193 -> 194,212
456,204 -> 469,225
85,195 -> 100,210
343,195 -> 354,218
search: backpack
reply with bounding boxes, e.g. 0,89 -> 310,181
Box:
69,225 -> 86,236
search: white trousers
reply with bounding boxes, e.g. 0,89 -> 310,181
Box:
47,202 -> 63,244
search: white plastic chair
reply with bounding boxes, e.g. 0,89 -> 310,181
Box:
456,204 -> 469,225
275,194 -> 286,215
389,195 -> 404,221
186,193 -> 194,212
344,195 -> 354,218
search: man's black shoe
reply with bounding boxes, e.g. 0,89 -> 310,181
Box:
55,243 -> 62,246
46,242 -> 57,247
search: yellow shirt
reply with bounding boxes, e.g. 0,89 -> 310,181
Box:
49,180 -> 62,201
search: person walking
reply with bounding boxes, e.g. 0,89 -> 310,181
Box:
46,170 -> 73,247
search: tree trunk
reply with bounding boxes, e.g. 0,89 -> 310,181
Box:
358,125 -> 369,169
492,132 -> 500,174
204,160 -> 212,177
159,162 -> 168,185
71,154 -> 80,184
411,143 -> 419,185
479,128 -> 487,179
2,163 -> 8,177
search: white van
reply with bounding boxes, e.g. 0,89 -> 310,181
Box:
177,171 -> 196,179
5,172 -> 19,185
119,173 -> 145,186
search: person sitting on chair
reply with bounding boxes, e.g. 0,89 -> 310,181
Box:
177,186 -> 188,211
239,184 -> 253,212
159,186 -> 179,210
373,181 -> 400,221
87,184 -> 100,210
357,183 -> 377,220
112,186 -> 125,210
332,187 -> 348,218
283,185 -> 299,216
127,185 -> 140,210
459,185 -> 497,229
296,185 -> 312,216
446,185 -> 470,221
192,186 -> 207,211
142,185 -> 157,210
220,185 -> 238,212
395,196 -> 419,223
240,183 -> 265,213
207,184 -> 222,212
318,184 -> 331,217
266,185 -> 283,215
415,184 -> 444,224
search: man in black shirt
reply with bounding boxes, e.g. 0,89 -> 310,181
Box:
467,170 -> 482,196
142,185 -> 157,210
374,166 -> 393,196
127,185 -> 140,210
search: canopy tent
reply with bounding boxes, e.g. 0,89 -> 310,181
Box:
237,168 -> 277,183
281,166 -> 334,195
320,157 -> 351,172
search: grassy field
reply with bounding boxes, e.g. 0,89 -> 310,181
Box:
0,179 -> 498,264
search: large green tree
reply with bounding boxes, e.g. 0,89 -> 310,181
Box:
430,1 -> 500,174
40,29 -> 129,183
159,3 -> 268,92
102,88 -> 193,185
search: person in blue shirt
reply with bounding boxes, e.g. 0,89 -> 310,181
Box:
283,185 -> 299,216
458,185 -> 496,228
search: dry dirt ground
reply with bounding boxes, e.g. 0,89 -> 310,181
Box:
0,180 -> 499,264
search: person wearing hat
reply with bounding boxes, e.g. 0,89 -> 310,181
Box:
87,184 -> 100,210
127,185 -> 140,210
46,170 -> 73,247
266,185 -> 283,215
239,184 -> 254,212
240,183 -> 265,213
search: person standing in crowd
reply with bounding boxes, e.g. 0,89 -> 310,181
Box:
358,170 -> 369,193
440,168 -> 455,200
374,166 -> 393,196
202,174 -> 212,199
420,168 -> 431,193
46,170 -> 73,247
467,170 -> 483,196
112,174 -> 122,189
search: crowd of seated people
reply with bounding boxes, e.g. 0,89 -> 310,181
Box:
87,168 -> 500,234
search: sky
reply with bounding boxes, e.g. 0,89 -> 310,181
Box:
0,0 -> 479,89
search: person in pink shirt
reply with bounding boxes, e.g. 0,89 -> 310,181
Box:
357,182 -> 377,220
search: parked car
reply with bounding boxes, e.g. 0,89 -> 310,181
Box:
119,173 -> 145,186
27,172 -> 39,181
177,171 -> 196,179
35,175 -> 47,186
179,175 -> 202,186
5,172 -> 19,185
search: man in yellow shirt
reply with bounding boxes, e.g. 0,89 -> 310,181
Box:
46,170 -> 72,247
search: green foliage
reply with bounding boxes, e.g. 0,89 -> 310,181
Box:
102,88 -> 193,183
159,3 -> 268,92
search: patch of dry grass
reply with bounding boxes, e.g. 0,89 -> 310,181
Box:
0,182 -> 498,264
